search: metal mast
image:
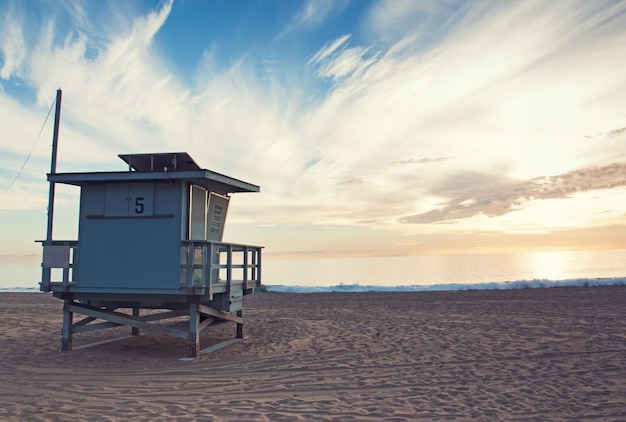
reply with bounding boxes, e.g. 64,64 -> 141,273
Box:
45,89 -> 62,243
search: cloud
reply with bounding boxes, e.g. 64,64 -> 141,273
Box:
290,0 -> 626,229
0,20 -> 25,79
309,34 -> 350,64
290,0 -> 349,31
314,45 -> 377,81
400,163 -> 626,224
394,157 -> 448,165
2,1 -> 180,156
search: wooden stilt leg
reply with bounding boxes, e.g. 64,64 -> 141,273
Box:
236,309 -> 244,339
61,298 -> 73,352
188,302 -> 200,358
132,306 -> 140,336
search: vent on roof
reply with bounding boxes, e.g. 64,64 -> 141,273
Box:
118,152 -> 201,172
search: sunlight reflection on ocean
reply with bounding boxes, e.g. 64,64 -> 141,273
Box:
263,250 -> 626,291
262,249 -> 626,290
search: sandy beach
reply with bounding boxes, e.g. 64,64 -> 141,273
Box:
1,286 -> 625,421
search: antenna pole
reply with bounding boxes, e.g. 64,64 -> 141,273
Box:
46,89 -> 62,242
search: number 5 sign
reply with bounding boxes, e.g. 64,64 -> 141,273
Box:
105,183 -> 154,217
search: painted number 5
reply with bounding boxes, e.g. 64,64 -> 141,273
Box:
134,197 -> 144,214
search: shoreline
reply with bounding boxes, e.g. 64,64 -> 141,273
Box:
2,275 -> 626,294
1,286 -> 625,420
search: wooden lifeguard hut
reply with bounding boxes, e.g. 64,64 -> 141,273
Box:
39,91 -> 262,358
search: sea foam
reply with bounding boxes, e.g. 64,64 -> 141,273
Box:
265,277 -> 626,293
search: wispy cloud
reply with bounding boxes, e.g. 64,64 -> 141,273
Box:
0,15 -> 26,79
290,0 -> 349,31
309,34 -> 350,64
394,157 -> 448,165
401,163 -> 626,224
315,45 -> 377,81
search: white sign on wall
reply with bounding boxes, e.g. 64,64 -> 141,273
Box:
206,192 -> 229,241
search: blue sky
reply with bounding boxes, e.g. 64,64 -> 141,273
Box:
1,0 -> 626,262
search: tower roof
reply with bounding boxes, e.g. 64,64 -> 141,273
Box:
47,152 -> 259,194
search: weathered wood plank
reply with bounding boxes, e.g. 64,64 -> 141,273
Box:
197,304 -> 244,324
68,303 -> 188,339
137,309 -> 189,322
73,316 -> 97,327
199,317 -> 215,331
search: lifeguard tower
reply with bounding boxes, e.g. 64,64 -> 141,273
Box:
39,94 -> 262,358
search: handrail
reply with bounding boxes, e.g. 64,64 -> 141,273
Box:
180,240 -> 262,292
38,239 -> 262,294
38,240 -> 79,291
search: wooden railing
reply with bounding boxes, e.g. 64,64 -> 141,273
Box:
180,241 -> 262,292
38,239 -> 262,294
38,240 -> 79,291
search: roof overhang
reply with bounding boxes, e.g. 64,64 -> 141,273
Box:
47,152 -> 260,194
48,170 -> 259,194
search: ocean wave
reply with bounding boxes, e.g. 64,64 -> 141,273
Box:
0,286 -> 41,292
265,277 -> 626,293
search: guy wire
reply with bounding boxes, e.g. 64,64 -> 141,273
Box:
2,96 -> 57,193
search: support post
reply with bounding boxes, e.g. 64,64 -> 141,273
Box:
188,302 -> 200,358
45,89 -> 62,244
236,309 -> 244,339
132,306 -> 140,336
61,297 -> 73,352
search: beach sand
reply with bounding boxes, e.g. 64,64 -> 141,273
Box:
1,286 -> 625,421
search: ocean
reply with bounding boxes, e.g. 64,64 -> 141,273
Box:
1,249 -> 625,293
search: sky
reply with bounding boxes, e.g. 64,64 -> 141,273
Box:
1,0 -> 626,262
